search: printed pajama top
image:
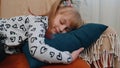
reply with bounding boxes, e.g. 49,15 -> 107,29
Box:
0,15 -> 72,64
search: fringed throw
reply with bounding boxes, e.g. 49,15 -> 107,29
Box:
80,33 -> 120,68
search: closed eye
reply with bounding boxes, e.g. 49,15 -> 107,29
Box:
60,18 -> 66,25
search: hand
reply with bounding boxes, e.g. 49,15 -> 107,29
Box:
71,48 -> 84,61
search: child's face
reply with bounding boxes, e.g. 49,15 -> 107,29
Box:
49,14 -> 72,34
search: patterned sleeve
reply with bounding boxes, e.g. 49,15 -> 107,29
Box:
27,15 -> 73,64
1,15 -> 28,46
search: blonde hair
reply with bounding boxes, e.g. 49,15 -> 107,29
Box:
48,0 -> 84,30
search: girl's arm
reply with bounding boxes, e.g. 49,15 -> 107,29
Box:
1,15 -> 73,64
0,15 -> 84,63
27,15 -> 73,64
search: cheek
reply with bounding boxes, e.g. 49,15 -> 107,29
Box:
46,27 -> 53,35
51,22 -> 58,28
49,21 -> 55,29
53,17 -> 61,25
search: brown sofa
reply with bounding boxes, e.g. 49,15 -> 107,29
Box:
0,53 -> 90,68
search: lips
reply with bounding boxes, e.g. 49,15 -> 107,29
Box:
54,28 -> 59,34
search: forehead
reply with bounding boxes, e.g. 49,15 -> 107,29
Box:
62,14 -> 78,29
61,14 -> 70,22
61,14 -> 75,28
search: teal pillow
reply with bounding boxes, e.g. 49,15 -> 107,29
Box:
22,23 -> 108,68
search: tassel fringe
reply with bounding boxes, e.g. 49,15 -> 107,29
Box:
80,33 -> 120,68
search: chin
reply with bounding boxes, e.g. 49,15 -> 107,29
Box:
51,32 -> 56,34
51,30 -> 56,34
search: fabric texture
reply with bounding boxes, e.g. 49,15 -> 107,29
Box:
0,33 -> 7,62
22,23 -> 108,68
0,44 -> 7,62
79,28 -> 120,68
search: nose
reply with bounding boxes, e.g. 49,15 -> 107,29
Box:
59,25 -> 67,33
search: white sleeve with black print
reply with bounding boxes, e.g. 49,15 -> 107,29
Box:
0,15 -> 72,64
28,15 -> 73,64
2,15 -> 28,46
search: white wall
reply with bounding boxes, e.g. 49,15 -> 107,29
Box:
100,0 -> 120,35
74,0 -> 120,35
